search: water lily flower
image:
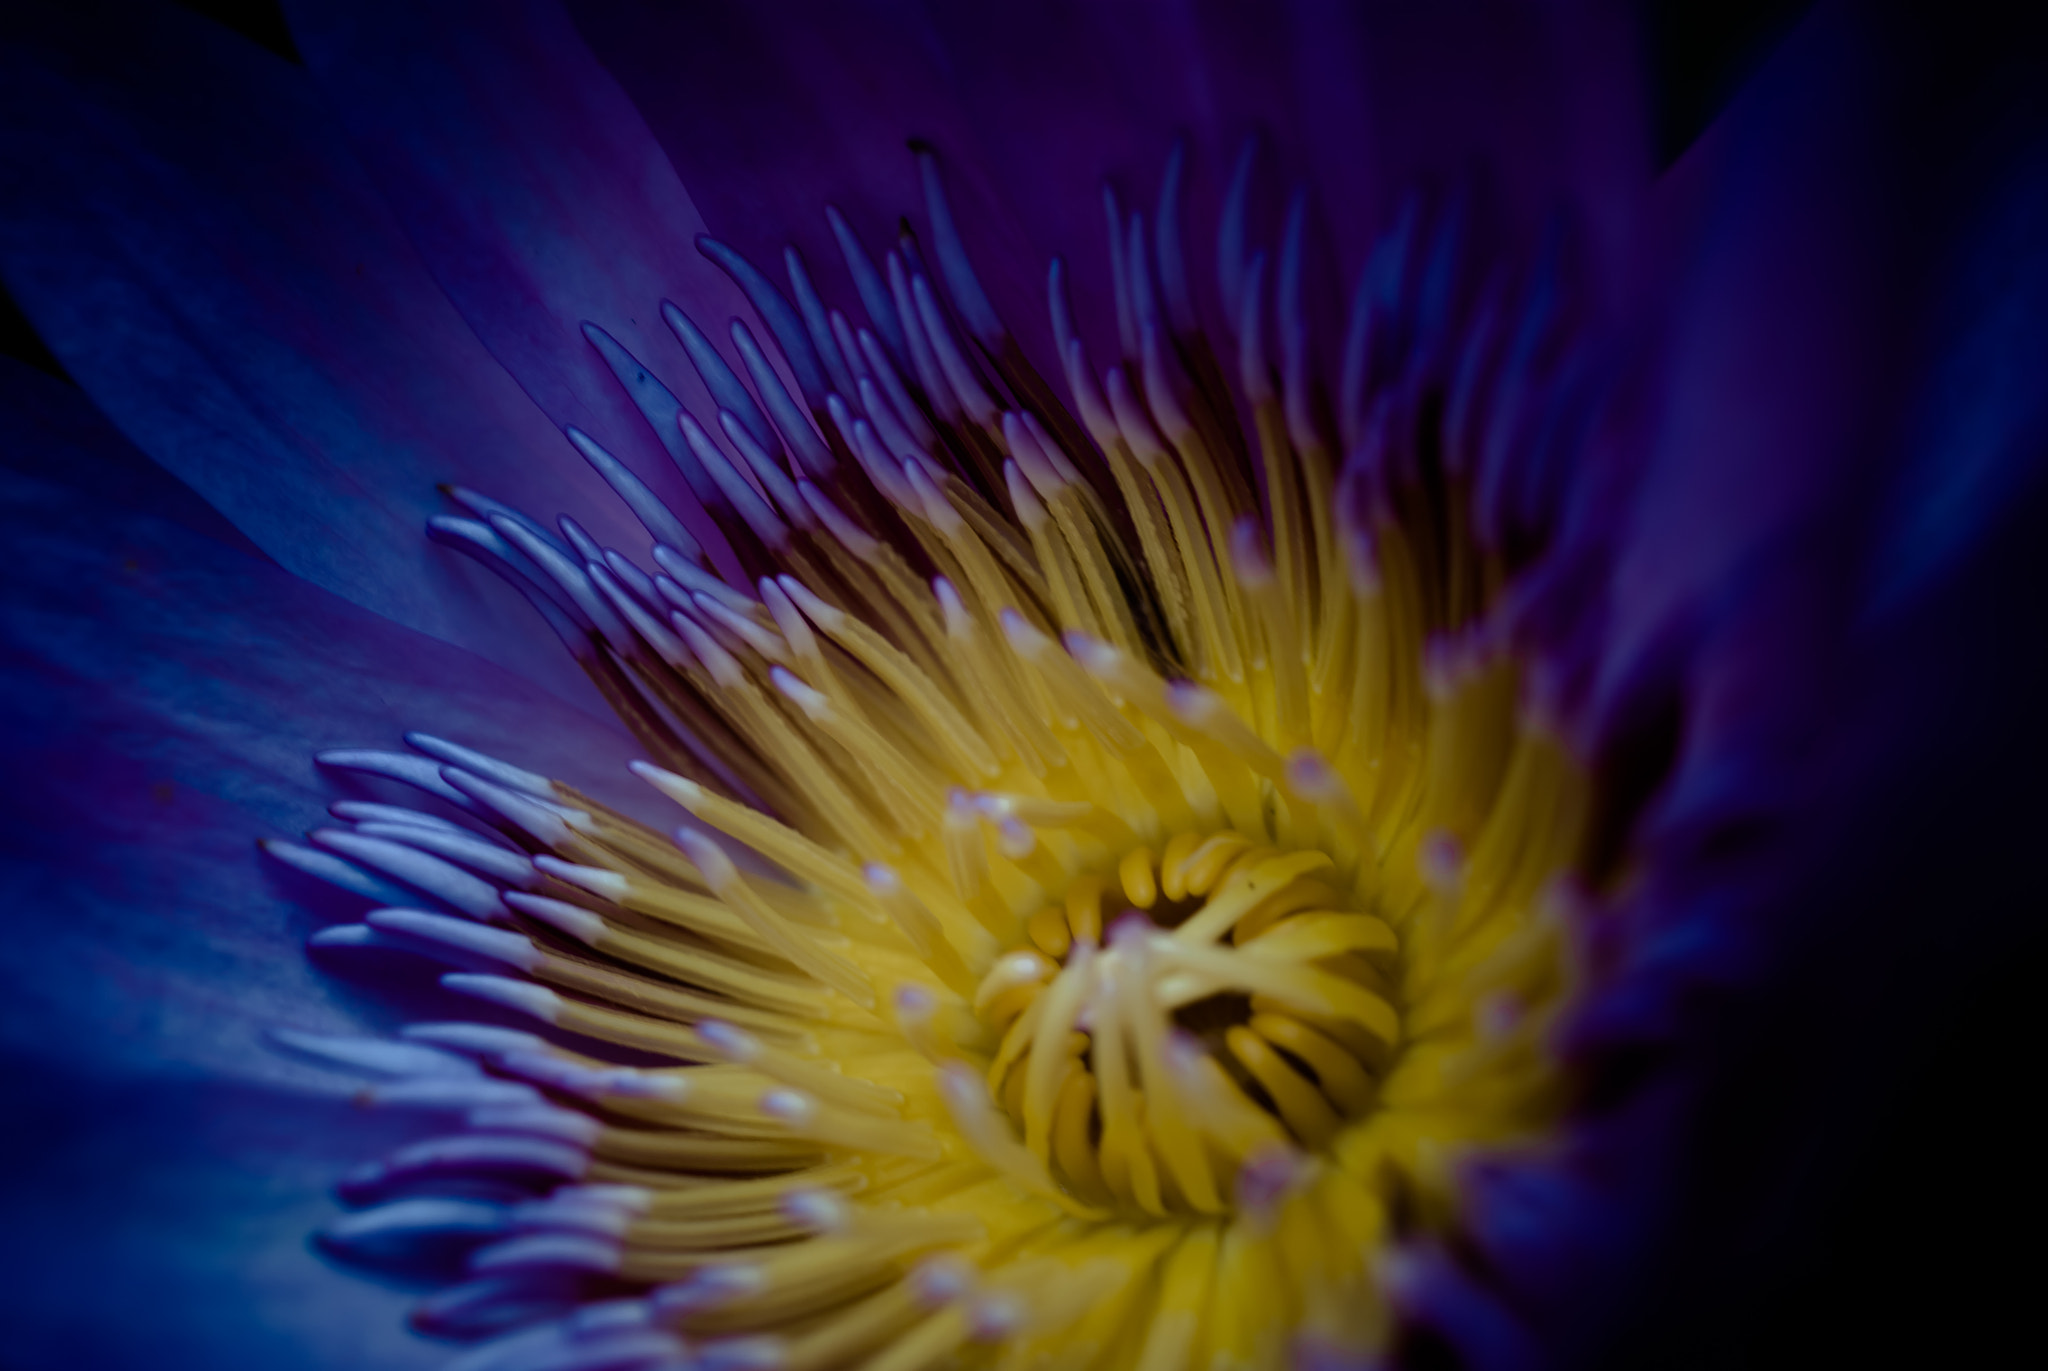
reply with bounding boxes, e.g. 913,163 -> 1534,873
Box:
4,2 -> 2046,1369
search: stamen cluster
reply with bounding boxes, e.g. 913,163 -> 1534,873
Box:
278,143 -> 1607,1369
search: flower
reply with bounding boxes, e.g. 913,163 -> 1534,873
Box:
4,3 -> 2046,1371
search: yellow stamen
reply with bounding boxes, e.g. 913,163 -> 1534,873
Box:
315,153 -> 1624,1371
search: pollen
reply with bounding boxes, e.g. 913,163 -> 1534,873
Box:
285,141 -> 1606,1369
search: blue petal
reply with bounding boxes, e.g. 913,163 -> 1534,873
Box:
0,358 -> 259,551
0,375 -> 681,1365
1437,8 -> 2048,1363
1871,138 -> 2048,613
0,1067 -> 443,1371
1601,31 -> 1898,669
0,4 -> 645,706
282,0 -> 770,584
0,373 -> 655,1090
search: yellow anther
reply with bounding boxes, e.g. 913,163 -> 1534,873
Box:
1158,831 -> 1203,901
1175,832 -> 1253,897
1026,904 -> 1072,960
1226,1025 -> 1341,1149
1062,875 -> 1106,947
1249,1013 -> 1377,1116
1118,847 -> 1158,909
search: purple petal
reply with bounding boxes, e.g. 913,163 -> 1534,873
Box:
0,5 -> 647,701
570,1 -> 1653,378
283,0 -> 771,584
1604,32 -> 1898,671
0,1068 -> 443,1370
1448,9 -> 2048,1364
0,386 -> 675,1363
0,358 -> 258,551
0,402 -> 650,1089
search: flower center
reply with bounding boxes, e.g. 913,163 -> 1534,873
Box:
279,135 -> 1631,1369
975,831 -> 1398,1217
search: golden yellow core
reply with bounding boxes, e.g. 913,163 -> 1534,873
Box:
977,831 -> 1402,1217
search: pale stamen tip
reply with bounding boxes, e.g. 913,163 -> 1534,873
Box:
911,1254 -> 977,1307
969,1292 -> 1026,1342
504,891 -> 605,944
439,973 -> 561,1023
673,827 -> 738,887
1230,517 -> 1275,585
697,1336 -> 786,1371
1235,1142 -> 1307,1217
1106,909 -> 1152,949
995,816 -> 1035,860
1286,748 -> 1340,798
1163,1027 -> 1205,1066
1069,634 -> 1120,676
759,1088 -> 817,1126
937,1059 -> 985,1105
471,1232 -> 620,1275
893,984 -> 937,1026
696,1019 -> 758,1061
654,1264 -> 764,1315
399,1022 -> 544,1057
781,1187 -> 851,1233
568,1298 -> 654,1336
1165,680 -> 1219,723
1419,830 -> 1466,892
306,923 -> 375,950
998,608 -> 1043,652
